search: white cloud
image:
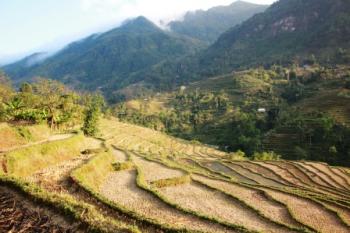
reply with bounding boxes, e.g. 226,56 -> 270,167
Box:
79,0 -> 244,24
1,0 -> 276,64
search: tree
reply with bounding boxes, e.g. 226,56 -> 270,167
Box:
32,78 -> 67,129
0,71 -> 14,121
82,94 -> 105,136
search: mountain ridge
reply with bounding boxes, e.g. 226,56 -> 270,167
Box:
168,0 -> 268,43
3,16 -> 205,91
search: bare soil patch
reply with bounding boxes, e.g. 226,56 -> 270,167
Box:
0,186 -> 82,233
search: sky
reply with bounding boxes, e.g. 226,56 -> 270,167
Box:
0,0 -> 277,65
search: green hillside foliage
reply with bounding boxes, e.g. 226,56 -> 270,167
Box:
4,17 -> 204,93
169,1 -> 268,44
0,73 -> 106,133
115,65 -> 350,166
82,94 -> 105,136
131,0 -> 350,92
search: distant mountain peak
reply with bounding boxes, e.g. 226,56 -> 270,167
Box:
120,16 -> 160,33
168,1 -> 268,43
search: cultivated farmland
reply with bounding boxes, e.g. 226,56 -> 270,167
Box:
0,118 -> 349,233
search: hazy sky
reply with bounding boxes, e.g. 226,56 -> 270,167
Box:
0,0 -> 276,64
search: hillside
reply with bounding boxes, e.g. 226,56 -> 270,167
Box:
1,118 -> 350,232
199,0 -> 350,73
3,17 -> 204,92
168,0 -> 268,44
135,0 -> 350,90
116,65 -> 350,167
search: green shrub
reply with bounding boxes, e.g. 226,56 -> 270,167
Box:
82,94 -> 104,137
253,151 -> 281,161
225,150 -> 247,161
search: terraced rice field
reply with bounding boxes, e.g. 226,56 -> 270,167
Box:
1,118 -> 350,232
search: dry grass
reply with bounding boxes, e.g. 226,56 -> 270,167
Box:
0,123 -> 51,152
237,162 -> 290,185
321,202 -> 350,226
132,154 -> 185,182
298,162 -> 343,189
157,180 -> 292,233
99,118 -> 227,159
192,174 -> 304,229
260,187 -> 349,233
305,162 -> 350,190
200,161 -> 258,184
224,162 -> 282,187
100,170 -> 234,233
254,162 -> 305,186
72,151 -> 116,191
292,162 -> 330,187
266,162 -> 350,199
330,167 -> 350,188
150,175 -> 191,188
3,134 -> 85,178
273,162 -> 316,186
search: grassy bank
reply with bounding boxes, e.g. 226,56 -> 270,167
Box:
2,134 -> 83,177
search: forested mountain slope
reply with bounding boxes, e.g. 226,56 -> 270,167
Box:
168,0 -> 268,44
136,0 -> 350,91
4,17 -> 204,91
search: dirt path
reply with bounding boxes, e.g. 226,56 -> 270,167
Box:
100,170 -> 235,233
0,186 -> 83,233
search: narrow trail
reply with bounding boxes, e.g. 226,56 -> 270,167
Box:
0,186 -> 83,233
